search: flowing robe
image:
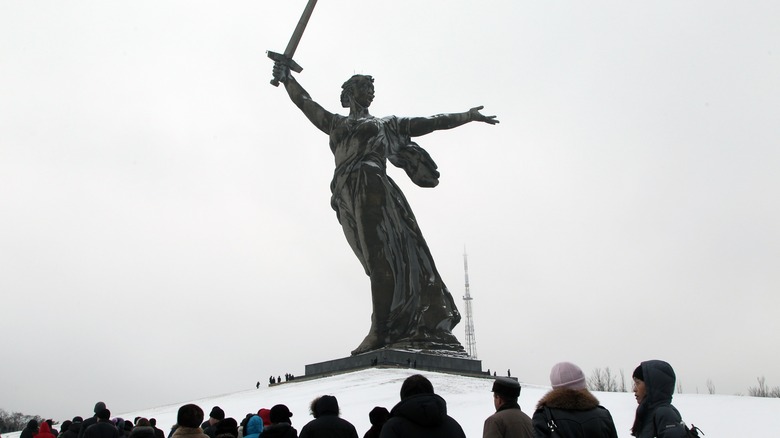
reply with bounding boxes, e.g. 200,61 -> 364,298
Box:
328,114 -> 461,347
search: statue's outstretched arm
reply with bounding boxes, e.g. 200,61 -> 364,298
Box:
408,106 -> 499,137
273,62 -> 334,135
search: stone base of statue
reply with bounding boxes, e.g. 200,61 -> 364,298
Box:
304,348 -> 484,378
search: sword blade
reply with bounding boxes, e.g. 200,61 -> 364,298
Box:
283,0 -> 318,58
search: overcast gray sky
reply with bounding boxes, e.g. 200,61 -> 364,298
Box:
2,0 -> 779,421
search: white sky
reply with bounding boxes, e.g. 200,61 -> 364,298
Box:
1,0 -> 779,421
4,368 -> 780,438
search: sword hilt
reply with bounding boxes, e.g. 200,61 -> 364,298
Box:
267,51 -> 303,87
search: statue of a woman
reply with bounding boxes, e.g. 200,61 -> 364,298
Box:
272,63 -> 498,355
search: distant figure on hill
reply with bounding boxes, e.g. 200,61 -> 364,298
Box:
299,395 -> 358,438
532,361 -> 618,437
379,374 -> 466,438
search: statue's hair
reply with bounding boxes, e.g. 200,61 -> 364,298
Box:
340,74 -> 374,107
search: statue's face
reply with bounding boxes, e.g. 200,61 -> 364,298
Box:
351,79 -> 374,108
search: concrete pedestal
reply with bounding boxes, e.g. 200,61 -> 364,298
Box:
305,348 -> 484,378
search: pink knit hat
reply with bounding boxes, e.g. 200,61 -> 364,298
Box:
550,361 -> 587,390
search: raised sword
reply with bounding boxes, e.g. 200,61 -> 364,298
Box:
266,0 -> 318,86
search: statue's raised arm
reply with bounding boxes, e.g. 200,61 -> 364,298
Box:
273,61 -> 334,135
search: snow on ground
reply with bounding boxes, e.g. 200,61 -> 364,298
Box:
8,368 -> 780,438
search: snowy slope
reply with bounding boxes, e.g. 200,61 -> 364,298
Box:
11,368 -> 780,438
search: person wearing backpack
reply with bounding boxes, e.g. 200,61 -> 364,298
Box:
531,361 -> 618,437
631,360 -> 694,437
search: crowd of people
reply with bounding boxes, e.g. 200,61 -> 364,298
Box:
16,359 -> 695,438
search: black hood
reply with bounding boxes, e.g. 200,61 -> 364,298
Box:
390,393 -> 448,428
314,395 -> 340,416
640,359 -> 676,408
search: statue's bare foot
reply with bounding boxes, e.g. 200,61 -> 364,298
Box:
351,331 -> 385,355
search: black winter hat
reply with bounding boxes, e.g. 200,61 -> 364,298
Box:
94,402 -> 107,414
215,418 -> 238,438
491,377 -> 521,398
368,407 -> 389,426
269,405 -> 293,425
632,365 -> 644,381
209,406 -> 225,421
72,417 -> 84,423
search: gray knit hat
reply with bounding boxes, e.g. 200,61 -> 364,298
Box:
550,362 -> 587,390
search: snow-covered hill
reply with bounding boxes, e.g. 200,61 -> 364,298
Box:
9,368 -> 780,438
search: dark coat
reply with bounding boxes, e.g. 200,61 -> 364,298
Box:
631,360 -> 688,438
80,417 -> 99,438
532,388 -> 617,438
378,394 -> 465,438
61,421 -> 82,438
262,424 -> 298,438
84,420 -> 119,438
299,397 -> 358,438
20,421 -> 39,438
129,427 -> 157,438
484,402 -> 534,438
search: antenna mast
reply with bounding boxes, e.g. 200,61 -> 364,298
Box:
462,249 -> 477,358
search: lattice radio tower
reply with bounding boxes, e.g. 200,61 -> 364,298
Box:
462,249 -> 478,358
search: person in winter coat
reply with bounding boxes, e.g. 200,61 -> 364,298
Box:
241,416 -> 264,438
171,405 -> 209,438
483,377 -> 533,438
148,419 -> 165,438
80,403 -> 108,438
202,408 -> 225,438
299,396 -> 357,438
20,420 -> 39,438
60,421 -> 73,438
261,405 -> 297,438
531,362 -> 618,438
129,419 -> 156,438
214,418 -> 239,438
379,374 -> 466,438
84,409 -> 119,438
38,421 -> 58,438
63,418 -> 83,438
362,407 -> 388,438
631,360 -> 690,438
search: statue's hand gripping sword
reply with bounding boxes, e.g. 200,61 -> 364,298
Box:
267,0 -> 317,86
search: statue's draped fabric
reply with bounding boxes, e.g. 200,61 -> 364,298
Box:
328,115 -> 461,346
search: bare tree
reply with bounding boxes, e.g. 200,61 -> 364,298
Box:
588,367 -> 621,392
619,368 -> 627,392
706,378 -> 716,395
748,376 -> 780,397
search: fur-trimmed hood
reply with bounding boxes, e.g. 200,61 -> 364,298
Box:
536,388 -> 601,411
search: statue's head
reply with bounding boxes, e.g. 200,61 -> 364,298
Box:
341,74 -> 374,108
